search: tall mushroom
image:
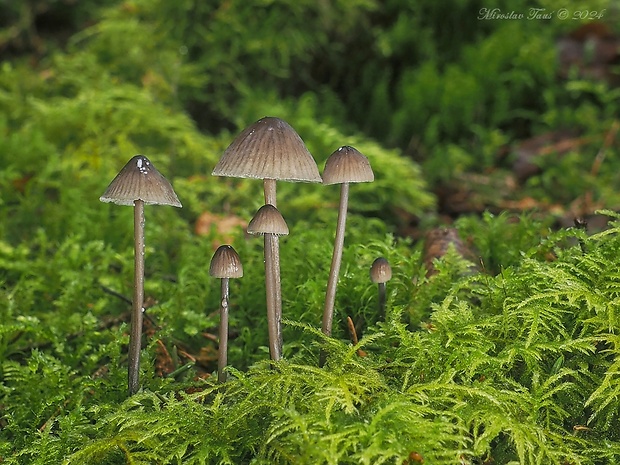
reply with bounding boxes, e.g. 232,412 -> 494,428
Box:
100,155 -> 182,396
209,245 -> 243,383
370,257 -> 392,318
247,204 -> 289,360
212,117 -> 320,360
321,146 -> 374,345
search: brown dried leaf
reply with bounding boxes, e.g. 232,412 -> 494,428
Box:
557,22 -> 620,85
422,227 -> 478,277
194,211 -> 246,247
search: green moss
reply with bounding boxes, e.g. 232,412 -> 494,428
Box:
2,1 -> 620,463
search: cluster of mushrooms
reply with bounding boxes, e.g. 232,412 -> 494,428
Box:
100,117 -> 392,395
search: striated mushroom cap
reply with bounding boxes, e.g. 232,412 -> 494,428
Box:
247,204 -> 289,236
322,146 -> 374,185
100,155 -> 182,207
212,117 -> 321,182
370,257 -> 392,284
209,245 -> 243,278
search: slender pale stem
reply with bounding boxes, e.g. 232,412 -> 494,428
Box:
264,233 -> 281,360
263,179 -> 282,360
322,183 -> 350,336
218,278 -> 230,383
377,282 -> 386,319
264,179 -> 277,207
128,199 -> 145,396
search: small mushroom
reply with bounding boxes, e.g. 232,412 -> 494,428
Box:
209,245 -> 243,383
213,117 -> 320,359
100,155 -> 181,396
247,204 -> 289,360
370,257 -> 392,318
321,146 -> 374,340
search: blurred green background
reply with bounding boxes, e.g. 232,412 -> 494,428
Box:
1,0 -> 618,245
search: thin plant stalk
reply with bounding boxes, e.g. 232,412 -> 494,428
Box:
264,234 -> 281,361
218,277 -> 230,383
263,178 -> 283,360
320,184 -> 349,366
377,282 -> 386,318
128,199 -> 145,396
322,183 -> 350,337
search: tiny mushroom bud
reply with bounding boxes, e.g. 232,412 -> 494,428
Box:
321,146 -> 373,365
247,204 -> 289,361
370,257 -> 392,284
100,155 -> 181,397
209,245 -> 244,278
213,117 -> 320,361
370,257 -> 392,318
247,204 -> 290,236
210,245 -> 243,383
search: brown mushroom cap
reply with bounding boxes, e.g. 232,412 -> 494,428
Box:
370,257 -> 392,284
209,245 -> 243,278
212,117 -> 321,182
247,204 -> 289,236
322,146 -> 374,185
100,155 -> 182,207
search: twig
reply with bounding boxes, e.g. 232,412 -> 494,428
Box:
346,316 -> 367,357
99,283 -> 132,305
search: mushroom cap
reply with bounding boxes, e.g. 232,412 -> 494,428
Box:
100,155 -> 182,207
209,245 -> 243,278
370,257 -> 392,284
322,146 -> 374,185
212,117 -> 321,183
247,204 -> 289,236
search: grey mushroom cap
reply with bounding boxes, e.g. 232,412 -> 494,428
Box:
209,245 -> 243,278
370,257 -> 392,284
247,204 -> 289,236
322,146 -> 374,185
100,155 -> 182,207
212,117 -> 321,183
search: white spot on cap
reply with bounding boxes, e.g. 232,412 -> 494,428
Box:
136,157 -> 149,174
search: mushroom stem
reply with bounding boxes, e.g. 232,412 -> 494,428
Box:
128,199 -> 145,396
218,277 -> 230,383
322,182 -> 350,337
263,178 -> 283,360
264,179 -> 277,206
264,233 -> 282,360
377,282 -> 386,318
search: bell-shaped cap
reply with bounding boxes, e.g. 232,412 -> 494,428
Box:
247,204 -> 289,236
209,245 -> 243,278
212,117 -> 321,183
322,146 -> 374,185
370,257 -> 392,284
100,155 -> 182,207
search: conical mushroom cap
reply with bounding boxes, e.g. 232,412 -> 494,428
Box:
209,245 -> 243,278
100,155 -> 182,207
322,146 -> 374,185
370,257 -> 392,284
212,117 -> 321,182
247,204 -> 289,236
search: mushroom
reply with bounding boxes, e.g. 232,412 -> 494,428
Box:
209,245 -> 243,383
100,155 -> 181,396
212,117 -> 320,360
321,146 -> 374,341
370,257 -> 392,318
247,204 -> 289,360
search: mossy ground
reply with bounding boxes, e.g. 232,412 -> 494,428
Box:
1,1 -> 620,464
